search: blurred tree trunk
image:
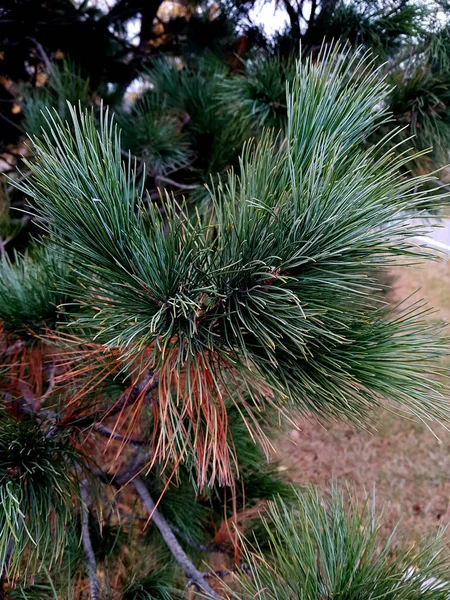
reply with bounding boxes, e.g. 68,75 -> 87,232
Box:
103,0 -> 164,49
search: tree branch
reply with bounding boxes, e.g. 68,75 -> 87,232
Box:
155,175 -> 200,190
280,0 -> 301,42
25,37 -> 52,73
132,477 -> 221,598
66,369 -> 157,429
309,0 -> 317,28
18,370 -> 157,445
80,479 -> 100,600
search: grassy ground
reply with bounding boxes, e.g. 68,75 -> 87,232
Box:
275,257 -> 450,546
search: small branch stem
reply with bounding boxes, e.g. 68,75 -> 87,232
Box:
25,37 -> 52,73
80,479 -> 100,600
132,476 -> 221,598
155,175 -> 200,190
0,237 -> 11,260
67,370 -> 157,429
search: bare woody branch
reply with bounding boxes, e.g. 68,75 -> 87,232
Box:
66,370 -> 157,429
132,476 -> 221,599
80,479 -> 100,600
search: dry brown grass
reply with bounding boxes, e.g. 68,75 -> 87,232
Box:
274,257 -> 450,546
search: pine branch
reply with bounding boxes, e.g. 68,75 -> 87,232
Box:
14,45 -> 450,487
66,370 -> 157,430
0,242 -> 71,336
80,479 -> 100,600
224,487 -> 450,599
18,371 -> 155,448
132,477 -> 221,598
0,415 -> 80,581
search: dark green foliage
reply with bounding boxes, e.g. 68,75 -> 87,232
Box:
124,53 -> 295,183
8,579 -> 71,600
120,92 -> 191,177
0,242 -> 71,337
0,414 -> 80,580
219,54 -> 296,134
307,0 -> 425,56
120,55 -> 240,179
226,487 -> 450,599
87,517 -> 127,563
220,405 -> 296,507
389,67 -> 450,167
385,29 -> 450,169
145,476 -> 211,547
22,60 -> 91,138
123,568 -> 181,600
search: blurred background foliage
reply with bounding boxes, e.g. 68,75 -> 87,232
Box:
2,0 -> 450,251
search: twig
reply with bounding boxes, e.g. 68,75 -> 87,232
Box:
38,364 -> 56,408
108,370 -> 157,417
18,381 -> 38,411
80,479 -> 100,600
76,0 -> 90,12
16,391 -> 58,438
0,237 -> 11,260
19,370 -> 157,443
67,369 -> 157,429
17,364 -> 56,414
17,380 -> 60,438
132,476 -> 221,599
25,37 -> 52,73
155,175 -> 200,190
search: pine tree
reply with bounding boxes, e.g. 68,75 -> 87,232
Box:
1,42 -> 450,600
226,487 -> 450,599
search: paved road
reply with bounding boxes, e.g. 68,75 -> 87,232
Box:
409,215 -> 450,253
